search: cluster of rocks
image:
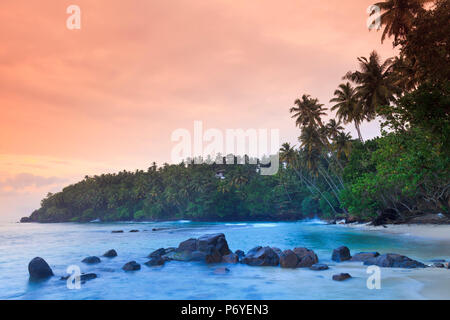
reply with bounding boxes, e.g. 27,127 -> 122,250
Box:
28,233 -> 448,283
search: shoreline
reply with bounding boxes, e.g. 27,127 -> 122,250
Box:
338,222 -> 450,241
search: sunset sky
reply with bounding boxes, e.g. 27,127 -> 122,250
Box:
0,0 -> 398,221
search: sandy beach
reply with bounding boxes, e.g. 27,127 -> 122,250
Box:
339,223 -> 450,241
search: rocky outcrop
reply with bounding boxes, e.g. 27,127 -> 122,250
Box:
293,247 -> 319,267
331,246 -> 351,262
103,249 -> 117,258
332,273 -> 352,281
242,246 -> 280,267
20,217 -> 32,223
350,252 -> 379,262
363,254 -> 426,268
28,257 -> 53,280
310,263 -> 329,271
82,256 -> 101,264
122,261 -> 141,271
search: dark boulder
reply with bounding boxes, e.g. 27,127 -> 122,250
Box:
103,249 -> 117,258
80,273 -> 97,281
293,247 -> 319,267
432,262 -> 445,268
363,254 -> 426,268
222,253 -> 239,264
333,273 -> 352,281
197,233 -> 231,256
148,248 -> 166,258
176,238 -> 198,252
332,246 -> 351,262
20,217 -> 32,223
129,230 -> 139,233
145,256 -> 165,266
82,256 -> 101,264
205,247 -> 223,264
271,247 -> 282,256
235,250 -> 245,261
350,252 -> 379,262
279,250 -> 299,268
242,246 -> 280,267
310,263 -> 329,271
111,230 -> 124,233
28,257 -> 53,280
122,261 -> 141,271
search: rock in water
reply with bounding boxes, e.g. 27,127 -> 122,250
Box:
103,249 -> 117,258
363,254 -> 426,268
111,230 -> 124,233
332,246 -> 352,262
129,230 -> 139,233
293,247 -> 319,267
242,246 -> 280,266
279,250 -> 299,268
28,257 -> 53,280
222,253 -> 239,264
122,261 -> 141,271
350,252 -> 379,262
148,248 -> 166,258
173,233 -> 232,263
82,256 -> 101,264
80,273 -> 97,281
310,263 -> 329,271
197,233 -> 231,256
145,256 -> 165,266
333,273 -> 352,281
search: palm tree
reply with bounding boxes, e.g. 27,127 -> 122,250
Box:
375,0 -> 431,44
290,95 -> 328,129
332,132 -> 353,161
298,125 -> 324,173
330,82 -> 365,142
325,119 -> 345,140
279,143 -> 298,168
344,51 -> 399,120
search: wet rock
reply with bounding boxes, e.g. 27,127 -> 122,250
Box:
279,250 -> 299,268
271,247 -> 282,256
332,246 -> 352,262
222,253 -> 239,264
350,252 -> 379,262
122,261 -> 141,271
310,263 -> 329,271
129,230 -> 139,233
363,254 -> 426,268
103,249 -> 117,258
197,233 -> 231,256
235,250 -> 245,261
111,230 -> 124,233
28,257 -> 54,280
333,273 -> 352,281
242,246 -> 280,267
293,247 -> 319,267
82,256 -> 101,264
205,247 -> 222,264
60,273 -> 97,281
176,238 -> 198,252
148,248 -> 166,258
431,262 -> 445,268
20,217 -> 32,223
213,267 -> 230,275
145,256 -> 165,266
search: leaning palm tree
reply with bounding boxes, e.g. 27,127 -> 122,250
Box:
298,125 -> 324,174
375,0 -> 432,44
344,51 -> 399,120
330,82 -> 365,142
290,95 -> 328,129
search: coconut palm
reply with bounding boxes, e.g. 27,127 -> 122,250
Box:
375,0 -> 431,44
290,95 -> 328,129
325,119 -> 345,140
344,51 -> 399,120
279,143 -> 298,168
330,82 -> 365,141
332,132 -> 353,161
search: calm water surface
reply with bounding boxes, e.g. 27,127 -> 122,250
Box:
0,220 -> 449,300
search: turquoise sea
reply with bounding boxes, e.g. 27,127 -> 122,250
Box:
0,220 -> 449,300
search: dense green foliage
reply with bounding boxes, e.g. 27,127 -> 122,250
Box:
26,0 -> 449,223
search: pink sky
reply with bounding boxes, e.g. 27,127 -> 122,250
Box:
0,0 -> 397,221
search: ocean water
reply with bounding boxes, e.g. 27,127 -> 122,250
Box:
0,220 -> 449,300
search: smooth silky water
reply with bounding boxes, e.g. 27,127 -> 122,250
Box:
0,220 -> 449,300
